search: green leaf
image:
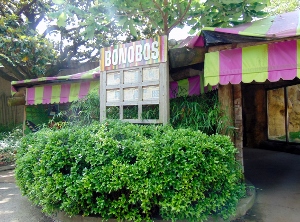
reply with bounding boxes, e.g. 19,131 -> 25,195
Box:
128,20 -> 137,37
53,0 -> 64,4
57,12 -> 67,27
221,0 -> 244,4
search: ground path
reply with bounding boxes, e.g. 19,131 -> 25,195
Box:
0,165 -> 53,222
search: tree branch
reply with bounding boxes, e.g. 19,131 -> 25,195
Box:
139,2 -> 162,35
16,0 -> 37,16
0,68 -> 18,82
0,54 -> 25,80
163,0 -> 168,35
168,0 -> 192,34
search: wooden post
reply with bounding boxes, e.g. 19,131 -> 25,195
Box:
218,83 -> 244,171
159,62 -> 170,125
233,84 -> 244,171
23,106 -> 27,136
218,84 -> 234,141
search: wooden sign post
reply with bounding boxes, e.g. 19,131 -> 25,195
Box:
100,36 -> 169,124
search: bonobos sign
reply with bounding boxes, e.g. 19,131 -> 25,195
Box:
100,36 -> 167,71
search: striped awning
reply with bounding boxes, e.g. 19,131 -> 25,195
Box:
202,10 -> 300,39
24,74 -> 216,105
204,39 -> 300,86
26,81 -> 100,105
11,67 -> 100,94
170,75 -> 217,98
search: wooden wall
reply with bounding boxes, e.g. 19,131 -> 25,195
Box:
0,77 -> 24,126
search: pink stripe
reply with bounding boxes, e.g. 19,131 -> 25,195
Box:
78,82 -> 91,99
43,85 -> 52,104
60,84 -> 71,103
219,48 -> 242,85
266,11 -> 299,37
188,75 -> 200,96
26,88 -> 35,105
170,81 -> 178,98
161,36 -> 165,62
268,40 -> 297,82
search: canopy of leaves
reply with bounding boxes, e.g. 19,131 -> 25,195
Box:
0,1 -> 57,81
0,0 -> 271,81
57,0 -> 270,38
266,0 -> 300,15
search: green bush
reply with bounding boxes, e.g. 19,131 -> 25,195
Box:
15,121 -> 245,221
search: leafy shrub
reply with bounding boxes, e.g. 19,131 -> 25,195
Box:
16,121 -> 245,221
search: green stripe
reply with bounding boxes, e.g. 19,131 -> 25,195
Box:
34,86 -> 44,105
80,67 -> 100,79
240,16 -> 276,37
242,44 -> 268,83
204,52 -> 219,86
177,78 -> 189,97
51,85 -> 61,104
69,82 -> 81,102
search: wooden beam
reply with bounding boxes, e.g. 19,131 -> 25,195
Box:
8,96 -> 26,106
170,68 -> 202,81
169,47 -> 206,69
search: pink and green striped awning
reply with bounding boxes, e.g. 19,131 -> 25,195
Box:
24,74 -> 216,105
11,67 -> 100,94
202,10 -> 300,39
204,39 -> 300,86
170,75 -> 217,98
26,81 -> 100,105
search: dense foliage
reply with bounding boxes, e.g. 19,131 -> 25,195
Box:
266,0 -> 300,15
170,91 -> 230,135
16,121 -> 245,221
0,0 -> 271,81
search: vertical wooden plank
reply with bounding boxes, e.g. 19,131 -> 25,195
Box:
284,87 -> 289,142
218,84 -> 234,140
23,106 -> 26,136
119,105 -> 123,120
1,95 -> 3,125
138,67 -> 143,121
120,70 -> 124,120
159,62 -> 170,125
233,84 -> 244,171
100,71 -> 107,122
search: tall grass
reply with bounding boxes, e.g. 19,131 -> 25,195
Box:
62,90 -> 231,136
